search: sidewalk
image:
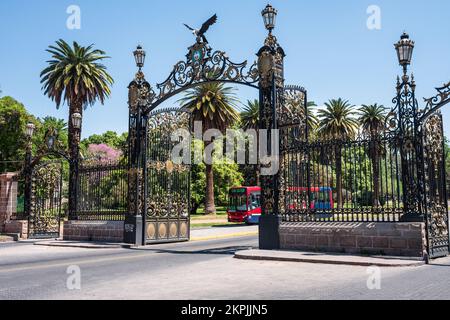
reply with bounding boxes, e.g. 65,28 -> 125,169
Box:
234,249 -> 425,267
32,225 -> 259,249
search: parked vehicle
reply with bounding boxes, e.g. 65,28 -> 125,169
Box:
227,187 -> 261,224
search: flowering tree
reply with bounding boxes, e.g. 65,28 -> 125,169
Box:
86,144 -> 122,162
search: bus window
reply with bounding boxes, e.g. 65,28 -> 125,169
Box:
249,192 -> 261,210
229,194 -> 248,212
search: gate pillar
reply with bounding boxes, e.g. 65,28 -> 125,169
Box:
257,28 -> 285,250
125,69 -> 153,245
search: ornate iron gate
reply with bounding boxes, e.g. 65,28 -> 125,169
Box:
422,113 -> 449,258
420,83 -> 450,258
28,160 -> 64,239
143,108 -> 191,243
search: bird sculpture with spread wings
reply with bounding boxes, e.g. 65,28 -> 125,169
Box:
184,14 -> 218,44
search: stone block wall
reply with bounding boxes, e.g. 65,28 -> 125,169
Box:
0,173 -> 18,232
4,220 -> 28,239
63,221 -> 124,242
280,222 -> 427,257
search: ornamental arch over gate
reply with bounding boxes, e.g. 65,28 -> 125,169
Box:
124,6 -> 294,245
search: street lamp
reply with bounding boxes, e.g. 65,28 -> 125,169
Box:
262,4 -> 278,34
26,123 -> 35,138
133,45 -> 146,70
71,112 -> 82,130
395,32 -> 415,74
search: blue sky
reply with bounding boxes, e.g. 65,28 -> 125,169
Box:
0,0 -> 449,138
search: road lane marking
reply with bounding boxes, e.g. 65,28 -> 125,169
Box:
191,232 -> 258,242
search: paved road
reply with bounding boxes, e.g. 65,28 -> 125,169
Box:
1,233 -> 450,300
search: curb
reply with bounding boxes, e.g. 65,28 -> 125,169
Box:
234,250 -> 425,267
34,241 -> 124,249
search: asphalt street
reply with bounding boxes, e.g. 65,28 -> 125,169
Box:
1,234 -> 450,300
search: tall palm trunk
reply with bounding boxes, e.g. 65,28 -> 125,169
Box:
204,140 -> 216,215
335,145 -> 343,209
205,163 -> 216,215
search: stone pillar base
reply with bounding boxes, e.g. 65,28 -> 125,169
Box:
280,222 -> 427,258
63,221 -> 124,243
4,220 -> 28,239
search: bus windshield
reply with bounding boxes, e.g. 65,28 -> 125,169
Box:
229,188 -> 248,211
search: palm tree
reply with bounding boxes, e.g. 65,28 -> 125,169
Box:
304,101 -> 319,139
40,39 -> 113,212
317,98 -> 358,208
179,82 -> 239,215
359,104 -> 387,207
40,39 -> 113,157
241,99 -> 259,130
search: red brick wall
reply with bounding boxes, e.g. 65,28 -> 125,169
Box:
63,221 -> 124,242
4,220 -> 28,239
280,222 -> 426,257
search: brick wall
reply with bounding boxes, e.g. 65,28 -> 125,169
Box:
63,221 -> 124,242
4,220 -> 28,239
280,222 -> 427,257
0,173 -> 18,232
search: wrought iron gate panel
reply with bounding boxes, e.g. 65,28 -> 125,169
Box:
422,112 -> 449,258
144,109 -> 191,243
28,160 -> 64,239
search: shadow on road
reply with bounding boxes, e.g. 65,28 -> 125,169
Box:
130,245 -> 256,256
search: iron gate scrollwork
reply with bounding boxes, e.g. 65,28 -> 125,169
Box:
419,82 -> 450,259
127,30 -> 266,246
144,108 -> 191,243
28,160 -> 64,239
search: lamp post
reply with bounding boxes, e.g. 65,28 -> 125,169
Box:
395,32 -> 415,77
262,4 -> 278,35
393,32 -> 422,222
23,123 -> 35,218
133,45 -> 146,72
258,4 -> 285,250
124,45 -> 150,245
68,112 -> 82,216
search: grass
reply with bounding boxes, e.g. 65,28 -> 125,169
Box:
192,206 -> 228,217
191,222 -> 235,228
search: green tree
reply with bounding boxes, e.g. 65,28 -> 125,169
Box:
179,83 -> 240,214
34,117 -> 68,152
317,98 -> 358,208
241,99 -> 259,130
0,97 -> 30,172
82,131 -> 125,149
359,104 -> 387,207
40,39 -> 114,173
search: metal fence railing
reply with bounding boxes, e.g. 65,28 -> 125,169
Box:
72,160 -> 128,221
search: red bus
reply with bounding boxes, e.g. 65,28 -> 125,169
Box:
287,187 -> 334,210
227,187 -> 262,224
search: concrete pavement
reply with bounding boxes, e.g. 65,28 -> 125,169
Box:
1,234 -> 450,299
235,249 -> 425,267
